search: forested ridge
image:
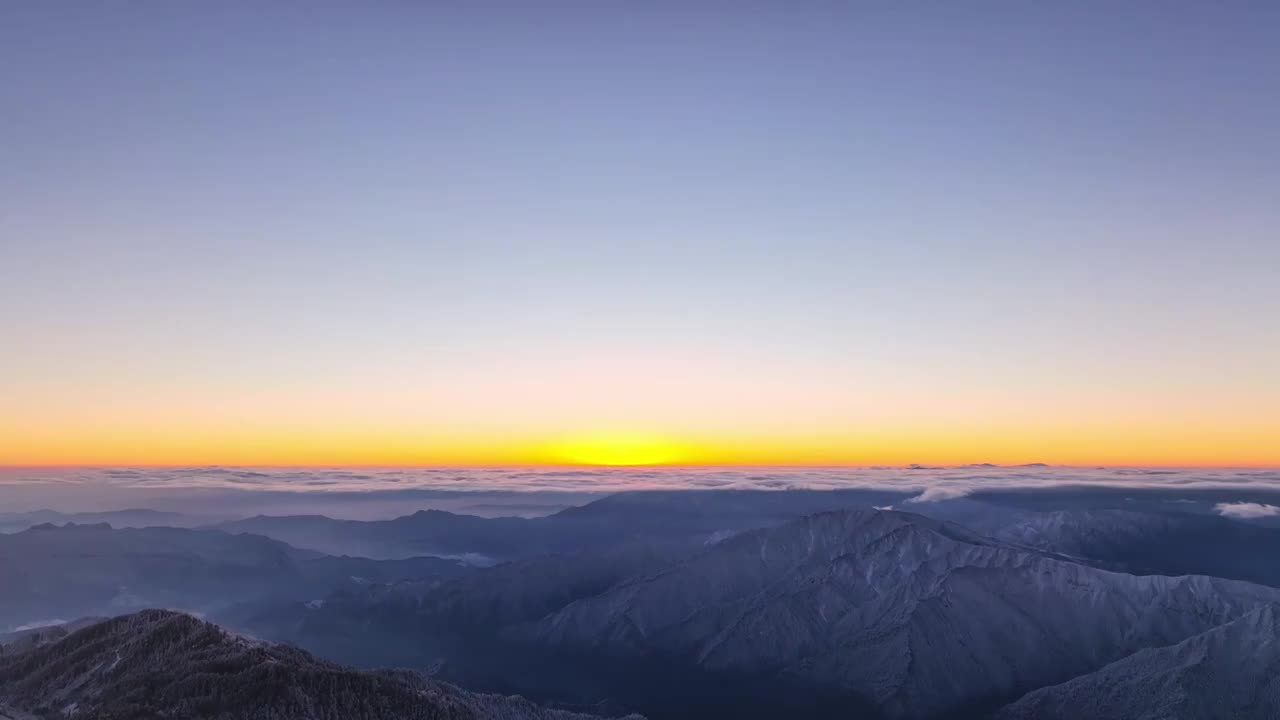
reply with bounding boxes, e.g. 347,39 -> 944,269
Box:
0,610 -> 635,720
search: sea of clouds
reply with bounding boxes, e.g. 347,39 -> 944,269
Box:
4,464 -> 1279,493
2,465 -> 1278,520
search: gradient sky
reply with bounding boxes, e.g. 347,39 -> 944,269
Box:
2,3 -> 1278,467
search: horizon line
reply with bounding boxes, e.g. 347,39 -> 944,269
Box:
4,462 -> 1279,470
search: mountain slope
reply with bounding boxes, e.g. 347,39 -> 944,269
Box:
217,511 -> 565,562
991,509 -> 1280,587
998,604 -> 1280,719
533,509 -> 1280,717
0,524 -> 465,630
0,610 -> 636,720
233,540 -> 695,671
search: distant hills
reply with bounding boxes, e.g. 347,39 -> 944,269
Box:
212,489 -> 908,562
0,509 -> 215,534
0,524 -> 465,631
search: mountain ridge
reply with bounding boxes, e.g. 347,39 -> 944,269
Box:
531,508 -> 1280,717
998,602 -> 1280,719
0,610 -> 640,720
0,523 -> 467,631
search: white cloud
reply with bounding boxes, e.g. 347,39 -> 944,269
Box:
12,619 -> 67,632
1214,502 -> 1280,520
7,466 -> 1280,522
905,486 -> 972,503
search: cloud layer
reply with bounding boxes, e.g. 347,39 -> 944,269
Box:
4,465 -> 1279,495
905,486 -> 974,503
1214,502 -> 1280,519
3,465 -> 1280,520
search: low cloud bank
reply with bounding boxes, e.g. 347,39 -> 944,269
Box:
906,486 -> 973,503
5,466 -> 1280,523
1215,502 -> 1280,519
11,619 -> 67,632
4,465 -> 1280,496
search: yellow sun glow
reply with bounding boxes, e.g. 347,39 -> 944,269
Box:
550,433 -> 684,466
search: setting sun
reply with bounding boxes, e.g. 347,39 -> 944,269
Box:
550,433 -> 685,466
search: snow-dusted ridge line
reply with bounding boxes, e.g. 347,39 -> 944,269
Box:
533,507 -> 1280,717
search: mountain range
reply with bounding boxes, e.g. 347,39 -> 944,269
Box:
0,509 -> 214,534
212,489 -> 907,562
529,508 -> 1279,717
5,488 -> 1280,718
228,505 -> 1280,719
0,523 -> 465,631
989,508 -> 1280,586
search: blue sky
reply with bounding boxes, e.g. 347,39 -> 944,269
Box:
1,3 -> 1277,466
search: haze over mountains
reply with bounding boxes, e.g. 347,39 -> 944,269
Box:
212,489 -> 906,562
0,523 -> 465,631
0,509 -> 218,534
4,475 -> 1280,718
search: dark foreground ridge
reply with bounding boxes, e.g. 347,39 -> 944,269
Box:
0,610 -> 639,720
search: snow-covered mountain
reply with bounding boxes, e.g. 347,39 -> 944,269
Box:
998,603 -> 1280,719
990,509 -> 1280,587
40,498 -> 1280,719
534,508 -> 1280,717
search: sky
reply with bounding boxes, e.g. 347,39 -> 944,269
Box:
1,2 -> 1277,467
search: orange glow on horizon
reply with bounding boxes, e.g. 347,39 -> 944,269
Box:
3,423 -> 1278,468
